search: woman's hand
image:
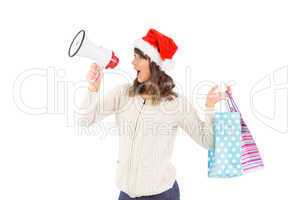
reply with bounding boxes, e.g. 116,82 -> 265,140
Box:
205,85 -> 232,108
86,63 -> 103,92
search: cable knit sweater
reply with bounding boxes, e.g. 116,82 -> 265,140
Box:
77,83 -> 215,198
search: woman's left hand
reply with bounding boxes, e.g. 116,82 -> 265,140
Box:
205,85 -> 232,108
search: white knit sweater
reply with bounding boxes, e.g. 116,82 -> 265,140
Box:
77,83 -> 215,198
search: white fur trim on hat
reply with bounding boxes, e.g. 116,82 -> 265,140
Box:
160,59 -> 175,72
134,38 -> 162,65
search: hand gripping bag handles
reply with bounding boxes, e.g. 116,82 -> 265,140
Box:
208,91 -> 264,178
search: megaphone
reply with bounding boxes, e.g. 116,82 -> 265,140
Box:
68,29 -> 119,74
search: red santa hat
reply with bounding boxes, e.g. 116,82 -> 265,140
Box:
134,28 -> 178,71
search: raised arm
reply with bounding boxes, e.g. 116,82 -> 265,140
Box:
76,63 -> 127,128
178,97 -> 215,149
178,85 -> 231,149
77,84 -> 125,128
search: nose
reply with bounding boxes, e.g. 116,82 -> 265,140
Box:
131,59 -> 137,67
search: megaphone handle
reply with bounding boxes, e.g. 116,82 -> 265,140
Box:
88,64 -> 103,84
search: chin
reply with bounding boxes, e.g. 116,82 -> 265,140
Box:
137,77 -> 143,83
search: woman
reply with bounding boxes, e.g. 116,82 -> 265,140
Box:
79,28 -> 231,200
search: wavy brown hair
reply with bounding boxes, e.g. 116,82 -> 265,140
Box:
128,48 -> 178,105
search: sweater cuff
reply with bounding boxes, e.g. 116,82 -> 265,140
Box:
87,88 -> 99,98
204,106 -> 215,125
204,106 -> 215,114
79,88 -> 100,111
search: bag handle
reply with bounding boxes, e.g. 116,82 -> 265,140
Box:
225,95 -> 234,112
225,91 -> 241,113
225,91 -> 249,128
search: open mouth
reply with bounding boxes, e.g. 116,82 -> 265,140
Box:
137,70 -> 140,76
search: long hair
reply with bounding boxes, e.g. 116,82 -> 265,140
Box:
128,48 -> 178,105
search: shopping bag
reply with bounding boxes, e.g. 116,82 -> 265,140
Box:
208,91 -> 264,178
208,111 -> 243,177
225,91 -> 264,173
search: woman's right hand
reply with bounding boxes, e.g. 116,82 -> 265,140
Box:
86,63 -> 103,92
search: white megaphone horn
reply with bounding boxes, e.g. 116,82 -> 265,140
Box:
68,29 -> 119,81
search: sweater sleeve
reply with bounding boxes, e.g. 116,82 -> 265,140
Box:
178,97 -> 215,149
77,83 -> 128,128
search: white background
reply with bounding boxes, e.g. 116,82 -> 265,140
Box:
0,0 -> 298,199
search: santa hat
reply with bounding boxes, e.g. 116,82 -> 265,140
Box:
134,28 -> 178,72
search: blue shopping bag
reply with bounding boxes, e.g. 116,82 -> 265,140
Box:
208,111 -> 243,178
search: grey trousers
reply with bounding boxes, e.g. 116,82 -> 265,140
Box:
118,180 -> 180,200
